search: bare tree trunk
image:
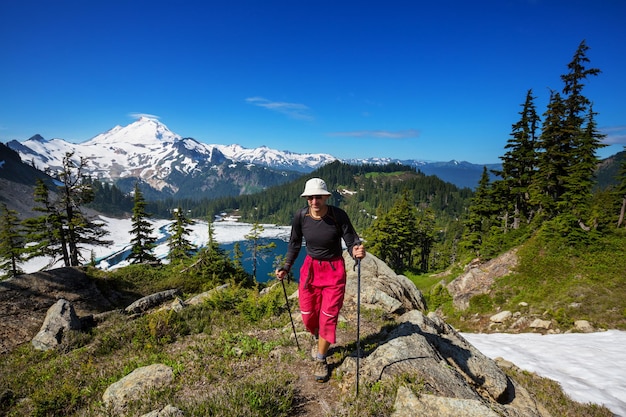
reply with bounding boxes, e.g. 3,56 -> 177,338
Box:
618,197 -> 626,228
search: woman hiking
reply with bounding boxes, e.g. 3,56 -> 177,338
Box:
275,177 -> 366,382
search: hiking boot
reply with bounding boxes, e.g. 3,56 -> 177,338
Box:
313,358 -> 329,382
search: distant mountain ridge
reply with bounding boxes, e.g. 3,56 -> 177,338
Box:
5,117 -> 501,197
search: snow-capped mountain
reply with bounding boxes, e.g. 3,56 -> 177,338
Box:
6,117 -> 497,198
7,117 -> 312,199
216,143 -> 337,173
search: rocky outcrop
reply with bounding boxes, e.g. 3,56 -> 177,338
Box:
344,252 -> 427,313
447,249 -> 519,310
338,252 -> 550,417
31,298 -> 81,351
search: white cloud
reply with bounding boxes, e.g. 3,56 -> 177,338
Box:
328,129 -> 420,139
128,113 -> 161,121
601,126 -> 626,145
245,97 -> 314,121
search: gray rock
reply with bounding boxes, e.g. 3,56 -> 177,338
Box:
185,284 -> 230,306
529,319 -> 552,329
125,289 -> 181,314
344,252 -> 426,313
392,386 -> 500,417
574,320 -> 594,333
102,364 -> 174,414
140,404 -> 184,417
31,299 -> 81,351
490,310 -> 513,323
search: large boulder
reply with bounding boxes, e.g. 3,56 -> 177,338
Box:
339,309 -> 551,417
102,364 -> 174,414
31,299 -> 81,351
344,252 -> 426,313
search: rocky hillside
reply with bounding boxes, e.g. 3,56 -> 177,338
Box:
1,252 -> 612,416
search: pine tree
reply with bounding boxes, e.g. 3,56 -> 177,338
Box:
416,207 -> 436,271
233,241 -> 243,269
557,40 -> 603,232
496,90 -> 540,229
57,152 -> 111,266
22,179 -> 69,266
365,191 -> 419,271
533,91 -> 568,218
167,207 -> 196,262
244,222 -> 276,281
462,167 -> 497,256
0,204 -> 25,278
127,183 -> 158,264
560,105 -> 606,231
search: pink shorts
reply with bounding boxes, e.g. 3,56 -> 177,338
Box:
298,255 -> 346,344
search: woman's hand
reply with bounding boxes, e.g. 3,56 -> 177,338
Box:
275,268 -> 288,281
352,244 -> 366,259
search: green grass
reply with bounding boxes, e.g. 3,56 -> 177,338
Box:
2,238 -> 622,416
407,228 -> 626,332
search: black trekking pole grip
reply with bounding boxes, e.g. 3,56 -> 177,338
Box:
281,276 -> 300,351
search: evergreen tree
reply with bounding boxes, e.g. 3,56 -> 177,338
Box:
244,222 -> 276,281
22,179 -> 69,266
233,241 -> 244,269
167,207 -> 196,262
557,40 -> 603,232
127,183 -> 158,264
365,191 -> 419,271
560,105 -> 606,231
57,152 -> 111,266
0,204 -> 25,278
496,90 -> 540,229
532,91 -> 568,218
462,167 -> 497,256
416,207 -> 436,271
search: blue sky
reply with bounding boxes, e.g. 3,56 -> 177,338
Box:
1,0 -> 625,164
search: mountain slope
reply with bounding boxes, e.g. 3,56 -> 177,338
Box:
6,118 -> 305,200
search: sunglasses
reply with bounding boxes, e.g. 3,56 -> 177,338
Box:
307,195 -> 326,200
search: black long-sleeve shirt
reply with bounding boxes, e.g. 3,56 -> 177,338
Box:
284,205 -> 361,270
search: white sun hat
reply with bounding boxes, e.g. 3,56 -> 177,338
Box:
300,178 -> 332,197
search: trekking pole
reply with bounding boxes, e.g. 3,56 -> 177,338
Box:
356,257 -> 362,397
281,276 -> 300,350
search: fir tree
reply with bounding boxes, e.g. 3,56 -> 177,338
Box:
532,91 -> 568,218
0,204 -> 25,278
462,167 -> 497,256
560,105 -> 606,231
557,40 -> 603,232
244,222 -> 276,281
22,179 -> 69,266
233,242 -> 243,269
57,152 -> 111,266
167,207 -> 196,262
496,89 -> 540,229
416,207 -> 436,271
365,191 -> 419,271
127,183 -> 158,264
